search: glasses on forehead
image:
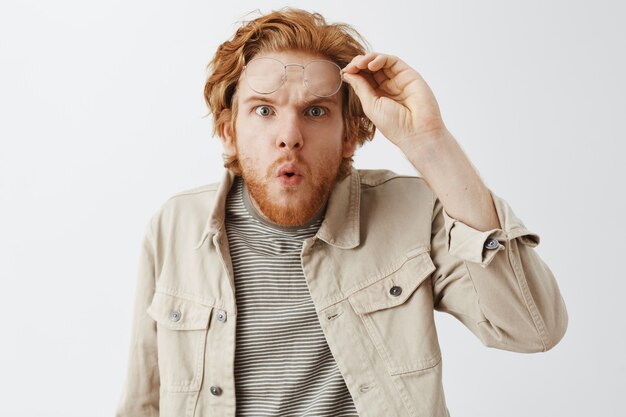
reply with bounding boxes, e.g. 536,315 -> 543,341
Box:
242,57 -> 343,97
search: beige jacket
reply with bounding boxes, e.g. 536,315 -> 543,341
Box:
116,168 -> 568,417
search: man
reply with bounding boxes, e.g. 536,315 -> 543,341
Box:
116,8 -> 568,417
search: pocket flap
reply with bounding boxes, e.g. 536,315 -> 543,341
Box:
349,252 -> 436,315
147,292 -> 212,330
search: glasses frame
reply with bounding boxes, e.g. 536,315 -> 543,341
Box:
242,57 -> 344,98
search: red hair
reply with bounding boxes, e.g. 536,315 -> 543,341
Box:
203,8 -> 375,178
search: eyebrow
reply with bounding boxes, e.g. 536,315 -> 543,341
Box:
241,95 -> 340,107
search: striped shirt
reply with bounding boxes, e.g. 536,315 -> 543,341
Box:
225,176 -> 358,417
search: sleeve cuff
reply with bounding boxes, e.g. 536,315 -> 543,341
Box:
441,189 -> 541,268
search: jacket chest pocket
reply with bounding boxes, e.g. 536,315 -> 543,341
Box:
348,250 -> 441,375
147,291 -> 213,392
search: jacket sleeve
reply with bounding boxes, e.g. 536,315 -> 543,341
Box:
115,218 -> 160,416
430,188 -> 568,352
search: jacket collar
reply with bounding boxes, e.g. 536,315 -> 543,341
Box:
194,169 -> 235,249
194,168 -> 361,250
316,168 -> 361,249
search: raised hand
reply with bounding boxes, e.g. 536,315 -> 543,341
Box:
341,52 -> 446,151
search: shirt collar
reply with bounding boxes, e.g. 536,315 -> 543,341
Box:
194,167 -> 361,250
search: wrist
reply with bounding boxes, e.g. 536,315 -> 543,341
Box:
399,126 -> 453,165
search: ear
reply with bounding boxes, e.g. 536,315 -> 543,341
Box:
341,135 -> 357,158
219,109 -> 236,156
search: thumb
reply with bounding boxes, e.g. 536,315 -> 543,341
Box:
342,72 -> 376,112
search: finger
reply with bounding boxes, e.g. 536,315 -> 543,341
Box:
342,54 -> 366,74
373,70 -> 389,86
360,70 -> 379,89
350,55 -> 390,88
343,70 -> 378,93
378,77 -> 403,96
355,53 -> 379,70
341,72 -> 376,111
369,55 -> 410,81
367,54 -> 389,72
343,52 -> 380,74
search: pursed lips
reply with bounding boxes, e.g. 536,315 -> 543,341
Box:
277,163 -> 303,178
276,162 -> 305,186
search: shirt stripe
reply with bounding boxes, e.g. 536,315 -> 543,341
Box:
225,176 -> 358,417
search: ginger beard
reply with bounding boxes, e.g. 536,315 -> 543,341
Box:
237,147 -> 343,227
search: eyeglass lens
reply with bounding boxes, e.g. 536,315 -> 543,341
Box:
244,57 -> 342,97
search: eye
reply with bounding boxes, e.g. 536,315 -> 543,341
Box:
254,105 -> 274,117
306,106 -> 327,117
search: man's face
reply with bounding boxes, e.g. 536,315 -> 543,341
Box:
222,50 -> 355,227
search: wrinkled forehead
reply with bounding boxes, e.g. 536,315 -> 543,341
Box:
247,49 -> 334,66
238,49 -> 338,89
234,49 -> 344,106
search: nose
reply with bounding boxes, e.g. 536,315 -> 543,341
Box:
275,112 -> 304,151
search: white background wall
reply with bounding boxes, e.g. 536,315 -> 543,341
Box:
1,0 -> 624,416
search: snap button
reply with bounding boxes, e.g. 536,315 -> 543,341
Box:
210,385 -> 223,396
389,286 -> 402,296
216,310 -> 227,322
484,238 -> 499,250
169,310 -> 181,322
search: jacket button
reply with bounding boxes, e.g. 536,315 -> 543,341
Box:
484,238 -> 499,250
216,310 -> 227,322
389,286 -> 402,296
169,310 -> 181,322
210,386 -> 223,396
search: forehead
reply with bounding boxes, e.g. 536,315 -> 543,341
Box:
250,49 -> 332,65
234,49 -> 343,105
